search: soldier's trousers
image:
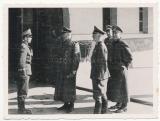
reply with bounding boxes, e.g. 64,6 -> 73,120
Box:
92,79 -> 107,100
17,75 -> 30,98
92,79 -> 108,114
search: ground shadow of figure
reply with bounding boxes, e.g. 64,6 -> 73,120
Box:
9,94 -> 94,105
9,107 -> 96,114
8,80 -> 55,94
8,94 -> 98,114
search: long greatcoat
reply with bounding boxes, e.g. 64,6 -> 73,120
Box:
106,38 -> 133,103
54,39 -> 80,103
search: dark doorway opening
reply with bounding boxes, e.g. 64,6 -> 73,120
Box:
9,8 -> 70,84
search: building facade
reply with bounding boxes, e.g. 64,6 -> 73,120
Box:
9,8 -> 153,83
69,8 -> 153,57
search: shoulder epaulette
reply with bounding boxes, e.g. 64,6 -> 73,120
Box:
70,41 -> 78,46
21,43 -> 27,49
119,39 -> 129,48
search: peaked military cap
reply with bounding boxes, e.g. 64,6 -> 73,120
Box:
92,26 -> 105,35
61,26 -> 72,33
105,25 -> 112,31
22,28 -> 32,37
112,25 -> 123,33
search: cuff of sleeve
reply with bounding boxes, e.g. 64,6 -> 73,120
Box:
72,70 -> 77,74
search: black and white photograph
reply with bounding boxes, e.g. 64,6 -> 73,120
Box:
3,2 -> 158,119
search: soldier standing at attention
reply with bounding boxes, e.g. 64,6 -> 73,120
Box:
54,26 -> 80,113
90,26 -> 110,114
17,29 -> 33,114
107,25 -> 133,113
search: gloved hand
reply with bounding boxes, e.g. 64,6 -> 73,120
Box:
66,73 -> 75,78
66,70 -> 76,78
18,68 -> 26,75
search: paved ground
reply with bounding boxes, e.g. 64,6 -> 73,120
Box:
8,68 -> 153,114
8,82 -> 153,114
76,63 -> 153,96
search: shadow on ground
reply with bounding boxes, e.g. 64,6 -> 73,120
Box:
9,107 -> 96,114
9,94 -> 93,105
8,80 -> 54,94
8,94 -> 97,114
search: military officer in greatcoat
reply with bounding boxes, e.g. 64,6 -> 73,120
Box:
104,25 -> 113,41
54,26 -> 80,113
107,25 -> 133,113
90,26 -> 110,114
17,28 -> 33,114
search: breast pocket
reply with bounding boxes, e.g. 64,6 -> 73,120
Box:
26,54 -> 30,59
19,68 -> 27,77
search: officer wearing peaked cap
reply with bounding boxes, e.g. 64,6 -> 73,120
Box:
17,28 -> 33,114
54,26 -> 80,113
105,25 -> 112,30
105,25 -> 113,38
104,25 -> 113,57
91,26 -> 111,114
104,25 -> 113,43
22,28 -> 32,37
107,25 -> 133,113
92,26 -> 106,35
112,25 -> 123,33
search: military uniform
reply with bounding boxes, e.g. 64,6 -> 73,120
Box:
104,25 -> 113,72
54,40 -> 80,102
54,27 -> 80,113
107,25 -> 133,113
17,29 -> 33,114
90,26 -> 110,114
104,37 -> 113,65
107,39 -> 132,102
18,42 -> 33,95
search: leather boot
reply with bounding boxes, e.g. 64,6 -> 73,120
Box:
116,103 -> 127,113
109,102 -> 122,110
17,97 -> 32,114
101,98 -> 112,114
57,103 -> 69,110
93,100 -> 102,114
67,102 -> 74,113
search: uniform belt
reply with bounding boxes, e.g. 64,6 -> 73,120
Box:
26,61 -> 31,64
108,59 -> 122,63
